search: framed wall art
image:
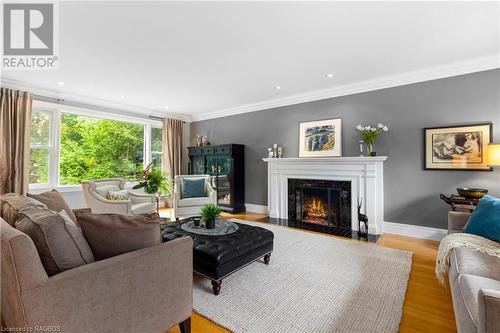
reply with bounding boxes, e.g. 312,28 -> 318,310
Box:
299,118 -> 342,157
424,123 -> 492,171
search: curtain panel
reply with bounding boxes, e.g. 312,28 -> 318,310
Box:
163,118 -> 183,179
0,88 -> 33,195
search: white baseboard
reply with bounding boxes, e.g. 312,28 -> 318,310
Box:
240,206 -> 446,241
245,203 -> 268,214
383,221 -> 447,241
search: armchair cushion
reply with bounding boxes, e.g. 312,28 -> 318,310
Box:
15,206 -> 95,276
75,211 -> 161,260
27,189 -> 77,223
178,197 -> 214,207
181,178 -> 206,198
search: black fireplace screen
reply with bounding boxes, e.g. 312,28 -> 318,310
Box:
288,179 -> 351,231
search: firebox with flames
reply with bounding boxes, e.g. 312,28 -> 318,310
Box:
303,196 -> 329,225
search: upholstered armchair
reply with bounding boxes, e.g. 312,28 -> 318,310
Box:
82,178 -> 156,214
173,175 -> 217,218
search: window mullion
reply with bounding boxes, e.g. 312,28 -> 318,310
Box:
144,124 -> 151,168
50,109 -> 61,187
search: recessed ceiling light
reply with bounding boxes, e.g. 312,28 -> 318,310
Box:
275,86 -> 281,90
326,73 -> 334,78
58,81 -> 65,86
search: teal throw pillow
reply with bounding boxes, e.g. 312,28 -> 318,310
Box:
182,178 -> 206,199
465,195 -> 500,242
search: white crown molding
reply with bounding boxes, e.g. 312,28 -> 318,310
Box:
383,221 -> 448,241
0,77 -> 192,123
192,55 -> 500,122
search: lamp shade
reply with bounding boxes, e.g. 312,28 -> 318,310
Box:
486,144 -> 500,166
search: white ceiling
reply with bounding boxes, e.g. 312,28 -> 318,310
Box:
2,1 -> 499,121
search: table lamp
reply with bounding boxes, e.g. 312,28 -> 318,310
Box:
486,143 -> 500,167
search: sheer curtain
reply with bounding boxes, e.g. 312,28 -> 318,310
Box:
0,88 -> 33,194
163,118 -> 183,179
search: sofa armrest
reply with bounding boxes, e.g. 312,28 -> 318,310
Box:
448,211 -> 471,234
478,289 -> 500,333
21,237 -> 193,332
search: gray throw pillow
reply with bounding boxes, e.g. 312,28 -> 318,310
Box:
27,189 -> 78,224
15,206 -> 95,276
75,211 -> 161,260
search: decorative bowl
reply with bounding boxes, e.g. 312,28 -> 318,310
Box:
456,188 -> 488,199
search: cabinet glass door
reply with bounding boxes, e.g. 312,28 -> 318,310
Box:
206,156 -> 218,191
191,156 -> 205,175
216,157 -> 232,206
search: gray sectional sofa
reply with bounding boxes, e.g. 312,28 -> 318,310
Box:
447,211 -> 500,333
1,193 -> 193,333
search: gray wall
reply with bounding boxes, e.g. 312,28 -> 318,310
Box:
190,69 -> 500,229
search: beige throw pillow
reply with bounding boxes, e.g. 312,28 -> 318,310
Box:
106,189 -> 129,201
75,211 -> 161,260
0,193 -> 47,226
15,207 -> 95,276
27,189 -> 78,224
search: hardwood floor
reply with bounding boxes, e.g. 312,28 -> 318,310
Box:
162,210 -> 456,333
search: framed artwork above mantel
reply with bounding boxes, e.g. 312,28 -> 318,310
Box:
424,123 -> 493,171
299,118 -> 342,157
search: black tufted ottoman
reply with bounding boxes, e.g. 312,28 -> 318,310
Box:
161,220 -> 274,295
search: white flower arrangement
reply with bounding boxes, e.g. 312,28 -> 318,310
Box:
356,123 -> 389,154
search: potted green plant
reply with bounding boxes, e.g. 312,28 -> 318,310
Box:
133,163 -> 173,198
200,203 -> 222,229
356,123 -> 389,156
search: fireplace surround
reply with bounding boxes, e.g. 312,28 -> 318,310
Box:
263,157 -> 387,234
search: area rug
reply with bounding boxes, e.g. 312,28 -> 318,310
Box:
193,219 -> 412,333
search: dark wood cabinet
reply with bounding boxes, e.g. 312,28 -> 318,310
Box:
188,144 -> 245,213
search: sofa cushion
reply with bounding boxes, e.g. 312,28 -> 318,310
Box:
465,195 -> 500,241
181,178 -> 206,198
451,248 -> 500,281
178,197 -> 212,207
27,189 -> 77,224
15,206 -> 95,276
457,274 -> 500,329
75,211 -> 161,260
0,193 -> 47,226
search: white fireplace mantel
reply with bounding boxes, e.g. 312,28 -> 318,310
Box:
263,156 -> 388,234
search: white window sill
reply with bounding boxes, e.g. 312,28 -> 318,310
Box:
28,181 -> 140,194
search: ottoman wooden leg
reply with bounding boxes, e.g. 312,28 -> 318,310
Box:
211,280 -> 222,295
264,253 -> 271,265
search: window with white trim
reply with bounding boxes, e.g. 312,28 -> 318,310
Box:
29,102 -> 164,188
